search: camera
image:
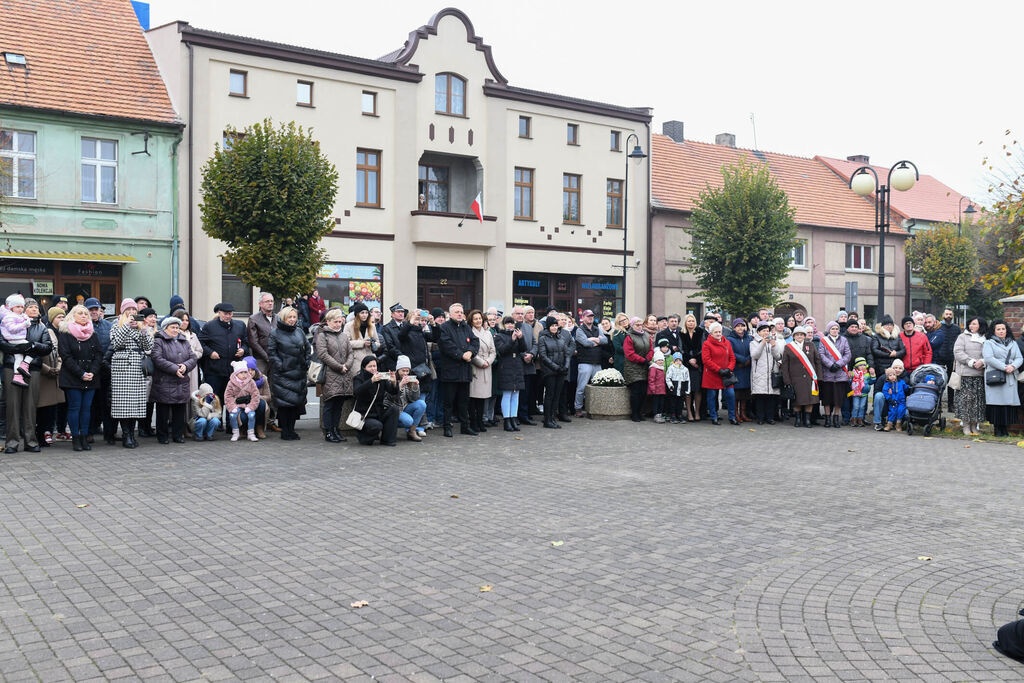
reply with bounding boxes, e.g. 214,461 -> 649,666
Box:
133,314 -> 145,322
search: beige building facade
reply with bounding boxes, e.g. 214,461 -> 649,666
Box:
147,9 -> 651,318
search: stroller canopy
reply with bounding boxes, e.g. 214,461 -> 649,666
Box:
909,363 -> 948,388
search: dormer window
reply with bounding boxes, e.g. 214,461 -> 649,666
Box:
435,73 -> 466,116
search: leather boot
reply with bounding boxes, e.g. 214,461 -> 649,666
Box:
518,415 -> 536,426
803,412 -> 812,428
823,413 -> 831,427
255,424 -> 266,439
72,435 -> 84,452
332,428 -> 347,442
512,417 -> 521,431
833,415 -> 841,428
504,418 -> 515,432
794,413 -> 802,428
123,429 -> 138,448
443,425 -> 453,437
324,429 -> 340,443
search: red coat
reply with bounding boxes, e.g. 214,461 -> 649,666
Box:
701,335 -> 736,390
308,295 -> 326,324
647,364 -> 666,395
900,330 -> 932,372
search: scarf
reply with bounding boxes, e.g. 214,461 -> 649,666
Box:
68,320 -> 94,341
788,339 -> 819,396
969,332 -> 986,343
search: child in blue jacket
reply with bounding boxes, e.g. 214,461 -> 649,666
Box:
881,366 -> 909,432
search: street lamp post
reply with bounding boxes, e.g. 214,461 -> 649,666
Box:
849,160 -> 919,321
958,195 -> 976,237
621,134 -> 646,313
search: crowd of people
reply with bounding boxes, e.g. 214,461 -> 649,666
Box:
0,291 -> 1021,453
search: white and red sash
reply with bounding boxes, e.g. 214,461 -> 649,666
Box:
788,340 -> 819,396
820,335 -> 848,373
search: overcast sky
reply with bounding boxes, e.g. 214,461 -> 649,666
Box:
149,0 -> 1023,206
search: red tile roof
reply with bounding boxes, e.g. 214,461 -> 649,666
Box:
0,0 -> 178,125
652,134 -> 892,233
816,156 -> 972,224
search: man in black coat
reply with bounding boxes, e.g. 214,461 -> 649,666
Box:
378,302 -> 407,372
198,302 -> 250,401
437,303 -> 479,437
938,308 -> 961,409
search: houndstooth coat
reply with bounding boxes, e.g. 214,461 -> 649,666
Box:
110,323 -> 153,419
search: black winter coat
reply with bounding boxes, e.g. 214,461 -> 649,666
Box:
536,330 -> 567,376
938,320 -> 960,364
871,325 -> 906,375
151,330 -> 199,404
842,330 -> 873,366
198,317 -> 249,378
437,318 -> 478,383
57,330 -> 102,390
0,317 -> 52,369
493,328 -> 526,391
680,328 -> 705,368
379,320 -> 403,371
353,370 -> 399,420
399,321 -> 431,369
268,320 -> 310,409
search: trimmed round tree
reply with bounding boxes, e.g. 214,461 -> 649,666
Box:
685,158 -> 798,316
200,119 -> 339,300
905,223 -> 977,307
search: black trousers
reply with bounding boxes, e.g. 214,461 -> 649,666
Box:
560,378 -> 573,417
668,393 -> 685,419
90,367 -> 115,438
541,373 -> 562,422
156,403 -> 186,440
519,374 -> 536,419
752,394 -> 776,422
442,381 -> 470,427
628,381 -> 647,420
469,397 -> 485,428
322,396 -> 344,432
277,405 -> 299,436
358,405 -> 399,445
206,374 -> 229,403
945,361 -> 955,410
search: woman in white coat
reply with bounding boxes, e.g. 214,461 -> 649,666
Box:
468,309 -> 496,433
749,320 -> 784,424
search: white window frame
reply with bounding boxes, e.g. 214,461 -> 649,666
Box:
845,244 -> 873,272
790,240 -> 807,268
0,129 -> 36,199
81,137 -> 118,204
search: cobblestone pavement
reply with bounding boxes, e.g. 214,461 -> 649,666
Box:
2,417 -> 1023,682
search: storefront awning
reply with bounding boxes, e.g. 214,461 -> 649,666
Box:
0,250 -> 138,263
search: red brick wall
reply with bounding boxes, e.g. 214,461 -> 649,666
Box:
1005,304 -> 1024,336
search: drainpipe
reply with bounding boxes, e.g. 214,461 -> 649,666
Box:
171,134 -> 182,294
644,119 -> 652,315
187,39 -> 195,306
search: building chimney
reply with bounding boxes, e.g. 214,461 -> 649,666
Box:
846,154 -> 869,164
715,133 -> 736,148
662,120 -> 684,143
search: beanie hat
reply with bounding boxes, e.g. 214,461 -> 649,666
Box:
545,316 -> 559,329
891,359 -> 905,372
48,307 -> 64,324
652,349 -> 665,363
793,326 -> 808,336
140,307 -> 157,318
120,298 -> 138,314
5,293 -> 24,308
430,307 -> 445,319
198,383 -> 213,396
657,337 -> 670,347
395,355 -> 411,371
672,352 -> 683,361
825,320 -> 840,334
732,318 -> 747,328
159,316 -> 180,330
880,314 -> 894,326
244,356 -> 259,372
853,356 -> 868,369
231,360 -> 249,375
349,301 -> 369,316
837,310 -> 847,319
24,297 -> 38,310
901,316 -> 914,327
169,295 -> 185,311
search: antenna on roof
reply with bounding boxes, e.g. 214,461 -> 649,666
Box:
750,113 -> 758,150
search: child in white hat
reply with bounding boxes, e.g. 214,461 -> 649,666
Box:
1,294 -> 32,386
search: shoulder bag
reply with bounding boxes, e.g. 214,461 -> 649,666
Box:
345,385 -> 379,430
985,367 -> 1006,386
411,362 -> 432,380
947,371 -> 961,391
306,359 -> 325,386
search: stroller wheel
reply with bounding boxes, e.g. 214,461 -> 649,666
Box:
906,422 -> 913,435
924,425 -> 932,436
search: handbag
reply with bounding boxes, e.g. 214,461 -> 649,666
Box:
345,384 -> 380,430
721,371 -> 738,388
985,367 -> 1006,386
306,360 -> 325,386
771,370 -> 783,390
472,355 -> 488,368
141,355 -> 154,377
411,362 -> 432,380
947,371 -> 961,391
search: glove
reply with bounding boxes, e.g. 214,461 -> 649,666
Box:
718,368 -> 731,377
830,363 -> 841,372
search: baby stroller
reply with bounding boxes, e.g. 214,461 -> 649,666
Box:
903,363 -> 948,436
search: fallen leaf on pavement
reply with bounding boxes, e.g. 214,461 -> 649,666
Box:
748,429 -> 755,432
76,504 -> 89,508
917,556 -> 932,561
514,437 -> 523,440
1017,440 -> 1024,448
449,494 -> 459,499
964,445 -> 971,449
551,541 -> 564,547
350,600 -> 369,608
923,437 -> 934,440
479,584 -> 493,592
847,449 -> 857,453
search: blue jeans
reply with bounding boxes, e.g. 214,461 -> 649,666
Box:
398,399 -> 427,432
193,417 -> 221,439
425,384 -> 442,424
852,395 -> 868,419
65,388 -> 96,436
841,394 -> 852,423
873,392 -> 886,424
705,387 -> 735,421
501,390 -> 520,419
229,410 -> 255,430
574,363 -> 600,410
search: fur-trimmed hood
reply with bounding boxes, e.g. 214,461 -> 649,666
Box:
874,323 -> 899,340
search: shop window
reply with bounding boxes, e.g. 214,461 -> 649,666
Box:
81,138 -> 117,204
316,263 -> 382,312
221,263 -> 253,316
0,129 -> 36,198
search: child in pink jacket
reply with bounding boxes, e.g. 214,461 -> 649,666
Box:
648,348 -> 667,423
223,360 -> 260,441
0,294 -> 32,386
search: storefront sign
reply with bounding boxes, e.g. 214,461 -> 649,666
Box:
61,262 -> 121,278
31,280 -> 53,296
513,297 -> 530,307
581,282 -> 620,291
0,260 -> 53,276
517,278 -> 542,288
319,263 -> 382,281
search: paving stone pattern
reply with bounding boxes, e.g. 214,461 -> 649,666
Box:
1,419 -> 1023,681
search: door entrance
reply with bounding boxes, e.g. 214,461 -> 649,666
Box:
416,267 -> 483,313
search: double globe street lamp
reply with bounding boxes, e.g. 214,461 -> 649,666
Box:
849,160 -> 919,321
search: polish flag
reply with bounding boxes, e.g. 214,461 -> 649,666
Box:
470,192 -> 483,222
